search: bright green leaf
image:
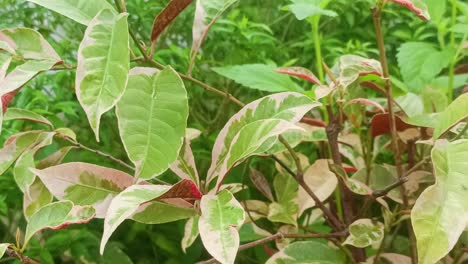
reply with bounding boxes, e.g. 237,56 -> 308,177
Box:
199,190 -> 245,264
131,201 -> 195,224
433,94 -> 468,139
267,241 -> 346,264
76,9 -> 130,141
411,140 -> 468,264
287,0 -> 337,20
4,108 -> 53,128
116,67 -> 188,180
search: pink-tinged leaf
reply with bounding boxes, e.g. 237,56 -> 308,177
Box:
131,200 -> 195,225
0,131 -> 44,175
30,162 -> 134,218
249,168 -> 274,201
334,55 -> 383,89
300,116 -> 326,127
4,108 -> 53,127
158,179 -> 202,200
25,201 -> 95,246
274,67 -> 321,85
170,139 -> 200,186
343,166 -> 358,173
151,0 -> 193,44
23,178 -> 53,221
345,98 -> 386,113
36,146 -> 76,169
371,113 -> 416,138
388,0 -> 430,21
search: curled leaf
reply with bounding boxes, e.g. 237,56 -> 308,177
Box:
387,0 -> 430,20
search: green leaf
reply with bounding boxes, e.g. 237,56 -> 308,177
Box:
100,185 -> 171,254
268,172 -> 298,226
352,165 -> 402,203
26,0 -> 115,25
333,55 -> 383,90
450,23 -> 468,34
199,190 -> 245,264
25,201 -> 95,246
0,243 -> 8,259
4,108 -> 53,128
181,216 -> 200,253
397,42 -> 450,92
0,28 -> 61,61
116,67 -> 188,180
411,140 -> 468,264
433,94 -> 468,139
76,9 -> 130,141
14,131 -> 55,192
287,0 -> 337,20
343,219 -> 384,248
170,139 -> 200,186
31,162 -> 134,218
0,131 -> 44,175
207,92 -> 320,188
266,241 -> 346,264
423,0 -> 445,22
23,178 -> 53,221
239,222 -> 272,243
131,201 -> 195,224
212,64 -> 302,92
388,0 -> 431,20
102,242 -> 134,264
36,146 -> 75,169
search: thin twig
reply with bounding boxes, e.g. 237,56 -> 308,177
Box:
5,248 -> 40,264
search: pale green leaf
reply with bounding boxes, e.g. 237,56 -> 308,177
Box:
266,241 -> 346,264
54,127 -> 77,141
352,165 -> 402,203
0,28 -> 61,61
207,92 -> 320,187
100,185 -> 171,254
23,178 -> 53,221
343,219 -> 384,248
31,162 -> 134,218
25,201 -> 95,246
14,131 -> 55,192
396,93 -> 424,117
333,55 -> 383,89
288,0 -> 337,20
182,216 -> 200,253
36,146 -> 75,169
116,67 -> 188,180
131,201 -> 195,224
0,131 -> 44,175
170,139 -> 199,186
265,124 -> 327,154
212,64 -> 302,92
4,108 -> 53,128
451,23 -> 468,34
411,140 -> 468,264
397,42 -> 450,92
199,190 -> 245,264
76,9 -> 130,141
26,0 -> 115,25
433,94 -> 468,139
0,243 -> 8,259
268,173 -> 298,226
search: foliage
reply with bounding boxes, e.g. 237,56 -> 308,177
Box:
0,0 -> 467,263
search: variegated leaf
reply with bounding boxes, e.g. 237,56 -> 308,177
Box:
333,55 -> 382,89
76,9 -> 130,141
100,185 -> 171,254
36,146 -> 75,169
298,159 -> 338,215
267,241 -> 346,264
189,0 -> 239,73
199,190 -> 245,264
207,92 -> 320,187
170,139 -> 200,186
131,201 -> 195,224
433,93 -> 468,139
31,162 -> 134,218
14,131 -> 55,192
23,178 -> 53,221
182,216 -> 199,253
26,0 -> 115,25
265,123 -> 327,154
275,66 -> 321,85
0,243 -> 7,259
387,0 -> 430,20
411,140 -> 468,264
25,201 -> 95,246
116,67 -> 188,180
0,131 -> 44,175
343,219 -> 384,248
352,165 -> 402,203
268,172 -> 298,226
3,108 -> 53,128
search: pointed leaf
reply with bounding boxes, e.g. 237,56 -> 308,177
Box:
334,55 -> 383,89
268,172 -> 298,226
25,201 -> 95,246
0,28 -> 61,61
287,0 -> 337,20
352,165 -> 402,203
36,146 -> 75,169
101,185 -> 171,254
212,64 -> 302,92
182,216 -> 199,253
131,201 -> 195,224
411,140 -> 468,264
266,241 -> 345,264
31,162 -> 134,218
76,9 -> 130,141
170,139 -> 200,186
0,131 -> 44,175
25,0 -> 115,25
433,94 -> 468,139
388,0 -> 430,20
199,190 -> 245,264
343,219 -> 384,248
151,0 -> 193,44
116,67 -> 188,180
23,178 -> 53,221
158,179 -> 202,200
3,108 -> 53,128
207,92 -> 320,185
14,131 -> 55,192
249,168 -> 274,201
298,159 -> 338,215
189,0 -> 239,72
275,66 -> 321,85
0,243 -> 8,259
